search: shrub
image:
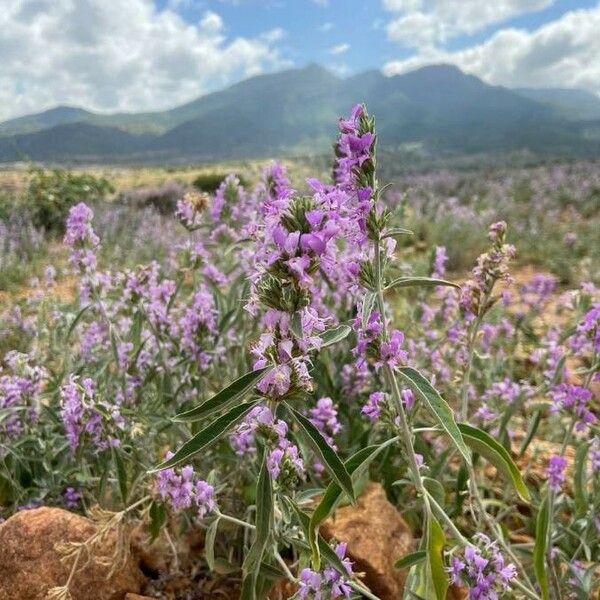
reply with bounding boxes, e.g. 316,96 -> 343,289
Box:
121,181 -> 186,215
23,167 -> 113,233
192,172 -> 247,193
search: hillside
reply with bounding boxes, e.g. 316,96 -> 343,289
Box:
0,64 -> 597,163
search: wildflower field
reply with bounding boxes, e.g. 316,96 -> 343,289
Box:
0,106 -> 599,600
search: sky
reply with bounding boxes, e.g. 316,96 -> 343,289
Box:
1,0 -> 599,121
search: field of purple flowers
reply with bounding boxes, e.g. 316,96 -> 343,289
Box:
0,107 -> 599,600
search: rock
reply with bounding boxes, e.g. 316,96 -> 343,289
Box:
0,507 -> 146,600
321,482 -> 413,600
125,595 -> 157,600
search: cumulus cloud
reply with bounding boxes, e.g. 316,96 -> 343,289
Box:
0,0 -> 289,121
329,43 -> 350,55
384,0 -> 554,48
383,5 -> 600,95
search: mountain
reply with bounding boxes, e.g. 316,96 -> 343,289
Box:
516,87 -> 600,121
0,64 -> 598,163
0,106 -> 95,136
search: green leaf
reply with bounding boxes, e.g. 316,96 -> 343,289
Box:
458,423 -> 530,503
382,227 -> 414,239
148,500 -> 167,541
288,501 -> 349,575
218,309 -> 237,334
240,571 -> 258,600
318,324 -> 352,348
361,292 -> 377,328
152,401 -> 259,471
385,277 -> 460,292
518,407 -> 543,457
290,311 -> 304,339
174,368 -> 270,422
534,495 -> 550,600
423,477 -> 445,507
243,457 -> 273,575
287,406 -> 354,503
426,515 -> 448,600
574,442 -> 589,517
395,550 -> 427,570
309,438 -> 398,569
258,562 -> 286,581
205,517 -> 220,571
399,367 -> 471,464
66,304 -> 92,339
112,448 -> 128,504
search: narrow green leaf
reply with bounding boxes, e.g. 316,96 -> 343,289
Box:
243,457 -> 273,575
287,406 -> 354,503
534,495 -> 550,600
318,324 -> 352,348
66,304 -> 92,339
240,571 -> 257,600
458,423 -> 530,503
148,500 -> 167,541
205,517 -> 220,571
290,311 -> 304,339
382,227 -> 414,239
574,442 -> 589,517
218,309 -> 237,334
112,448 -> 128,504
399,367 -> 471,464
385,277 -> 460,292
427,515 -> 448,600
259,562 -> 286,581
361,292 -> 377,328
423,477 -> 445,507
174,368 -> 269,422
395,550 -> 427,570
309,438 -> 398,570
518,407 -> 543,457
288,501 -> 349,575
152,401 -> 259,471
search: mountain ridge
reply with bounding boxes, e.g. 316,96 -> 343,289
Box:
1,64 -> 598,163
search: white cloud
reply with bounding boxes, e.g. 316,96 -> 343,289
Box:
319,22 -> 334,32
328,63 -> 350,77
383,5 -> 600,95
384,0 -> 554,48
261,28 -> 286,43
312,0 -> 329,6
329,43 -> 350,55
0,0 -> 290,121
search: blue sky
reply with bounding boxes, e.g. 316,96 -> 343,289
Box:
158,0 -> 597,76
1,0 -> 600,121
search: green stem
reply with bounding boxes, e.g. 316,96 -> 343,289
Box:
215,510 -> 255,530
373,237 -> 431,518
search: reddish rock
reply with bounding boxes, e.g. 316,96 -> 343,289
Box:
321,482 -> 414,600
125,595 -> 157,600
0,507 -> 145,600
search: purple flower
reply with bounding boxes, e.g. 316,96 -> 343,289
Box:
546,455 -> 568,493
377,330 -> 408,370
449,534 -> 517,599
432,246 -> 448,279
256,364 -> 292,398
550,384 -> 597,433
63,487 -> 82,510
60,375 -> 122,451
362,391 -> 385,422
64,203 -> 99,248
156,454 -> 216,518
297,542 -> 353,599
